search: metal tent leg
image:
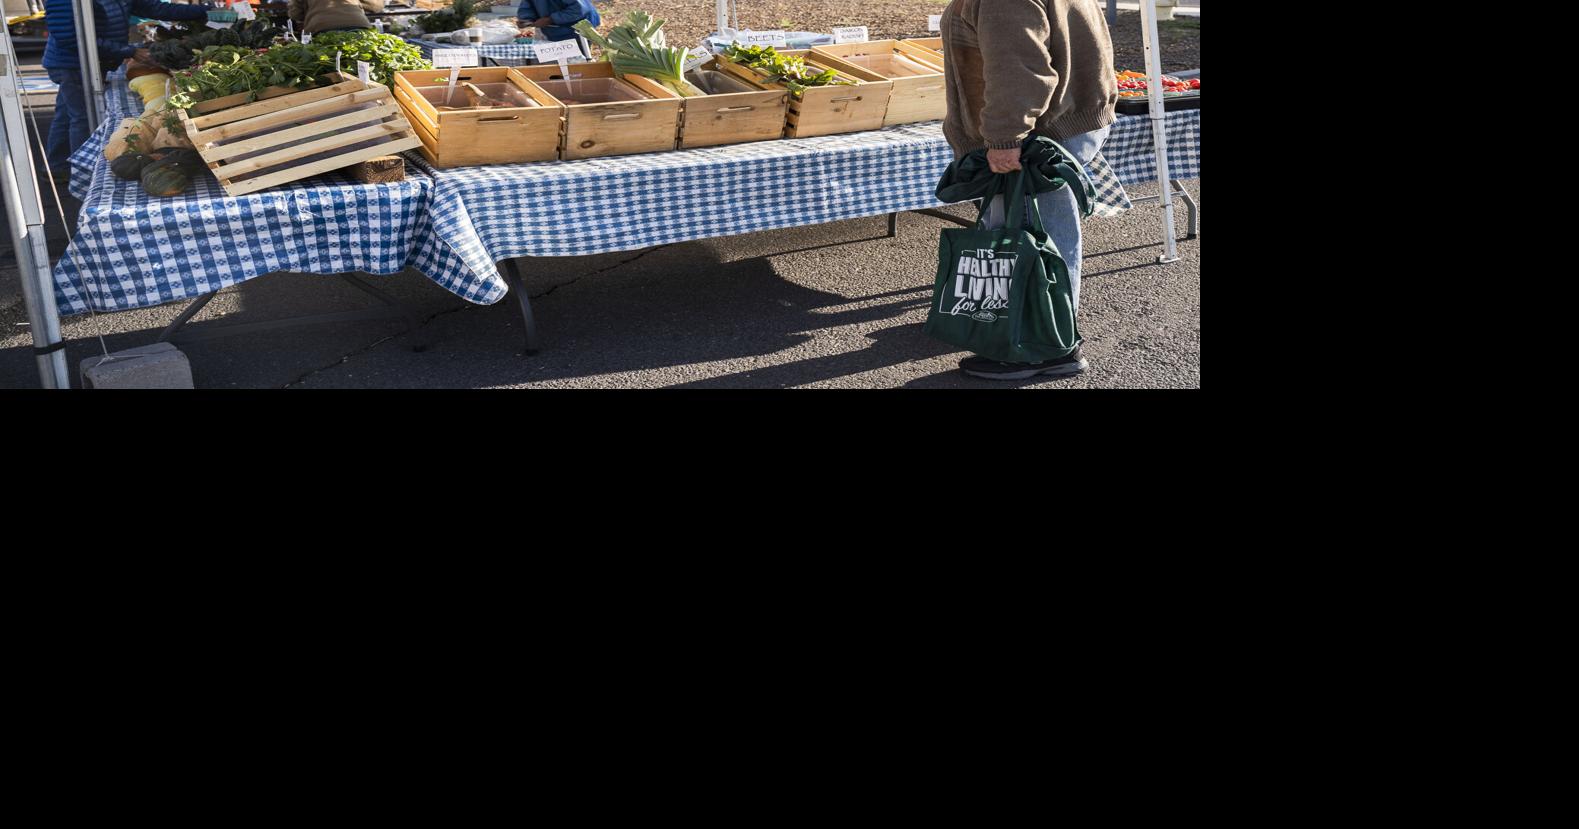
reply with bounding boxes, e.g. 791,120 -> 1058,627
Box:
1172,179 -> 1198,239
500,258 -> 541,354
1126,179 -> 1198,242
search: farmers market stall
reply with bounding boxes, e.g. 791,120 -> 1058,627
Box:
43,9 -> 1200,358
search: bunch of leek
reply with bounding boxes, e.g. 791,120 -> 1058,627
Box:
574,11 -> 705,98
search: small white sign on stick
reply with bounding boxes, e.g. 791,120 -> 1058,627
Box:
357,60 -> 372,85
832,26 -> 868,44
533,38 -> 583,63
232,1 -> 255,21
737,31 -> 788,47
431,48 -> 480,68
928,15 -> 942,32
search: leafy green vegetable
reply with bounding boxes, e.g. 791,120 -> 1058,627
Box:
723,43 -> 853,97
306,30 -> 430,88
574,11 -> 704,98
148,18 -> 279,70
414,0 -> 478,35
167,41 -> 328,110
165,34 -> 431,111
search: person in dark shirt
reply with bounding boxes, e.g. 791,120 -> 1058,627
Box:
515,0 -> 598,42
42,0 -> 212,174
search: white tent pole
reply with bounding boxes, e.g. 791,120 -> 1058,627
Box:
0,27 -> 70,388
70,0 -> 99,126
74,0 -> 104,125
715,0 -> 729,37
1139,0 -> 1178,263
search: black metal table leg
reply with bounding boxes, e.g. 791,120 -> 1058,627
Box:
887,212 -> 898,237
156,291 -> 219,342
500,258 -> 541,354
339,273 -> 422,334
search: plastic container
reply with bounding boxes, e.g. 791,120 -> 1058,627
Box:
686,69 -> 758,95
535,77 -> 649,105
836,52 -> 940,78
417,82 -> 540,109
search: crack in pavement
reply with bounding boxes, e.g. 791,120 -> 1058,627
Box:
281,303 -> 470,388
529,245 -> 669,300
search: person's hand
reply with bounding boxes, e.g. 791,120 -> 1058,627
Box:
987,147 -> 1022,174
518,26 -> 534,36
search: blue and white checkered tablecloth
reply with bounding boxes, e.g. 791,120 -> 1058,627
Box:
58,117 -> 446,315
406,110 -> 1198,302
403,36 -> 538,63
1103,108 -> 1200,187
57,69 -> 1198,315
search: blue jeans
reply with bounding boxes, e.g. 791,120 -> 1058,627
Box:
46,67 -> 91,173
983,124 -> 1111,312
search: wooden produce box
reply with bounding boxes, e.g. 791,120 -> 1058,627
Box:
811,40 -> 946,126
391,68 -> 563,166
178,72 -> 421,196
713,49 -> 891,138
679,58 -> 790,148
514,63 -> 682,159
901,37 -> 945,59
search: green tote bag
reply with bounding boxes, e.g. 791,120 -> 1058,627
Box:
923,168 -> 1081,364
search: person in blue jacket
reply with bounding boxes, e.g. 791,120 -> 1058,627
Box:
42,0 -> 212,176
516,0 -> 598,42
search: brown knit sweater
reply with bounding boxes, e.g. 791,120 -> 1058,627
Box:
288,0 -> 386,34
941,0 -> 1117,158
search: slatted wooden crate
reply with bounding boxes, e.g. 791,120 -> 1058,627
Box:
178,72 -> 422,196
514,63 -> 682,159
901,37 -> 945,60
391,68 -> 564,166
679,58 -> 790,148
713,49 -> 891,138
811,40 -> 946,126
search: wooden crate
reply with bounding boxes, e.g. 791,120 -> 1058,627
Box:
391,68 -> 563,166
514,63 -> 682,159
713,49 -> 891,138
901,37 -> 945,60
811,41 -> 946,126
178,73 -> 421,196
679,58 -> 790,148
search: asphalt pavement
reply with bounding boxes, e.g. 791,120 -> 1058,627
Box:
2,109 -> 1200,389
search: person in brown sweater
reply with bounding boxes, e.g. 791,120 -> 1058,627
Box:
288,0 -> 386,34
941,0 -> 1118,380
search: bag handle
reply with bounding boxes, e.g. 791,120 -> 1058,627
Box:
1040,139 -> 1097,218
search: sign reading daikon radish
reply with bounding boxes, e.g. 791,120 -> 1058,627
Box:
832,26 -> 869,44
430,48 -> 480,68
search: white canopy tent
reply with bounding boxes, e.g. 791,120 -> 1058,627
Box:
709,0 -> 1181,262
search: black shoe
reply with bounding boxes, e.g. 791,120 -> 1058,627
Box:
960,347 -> 1087,380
